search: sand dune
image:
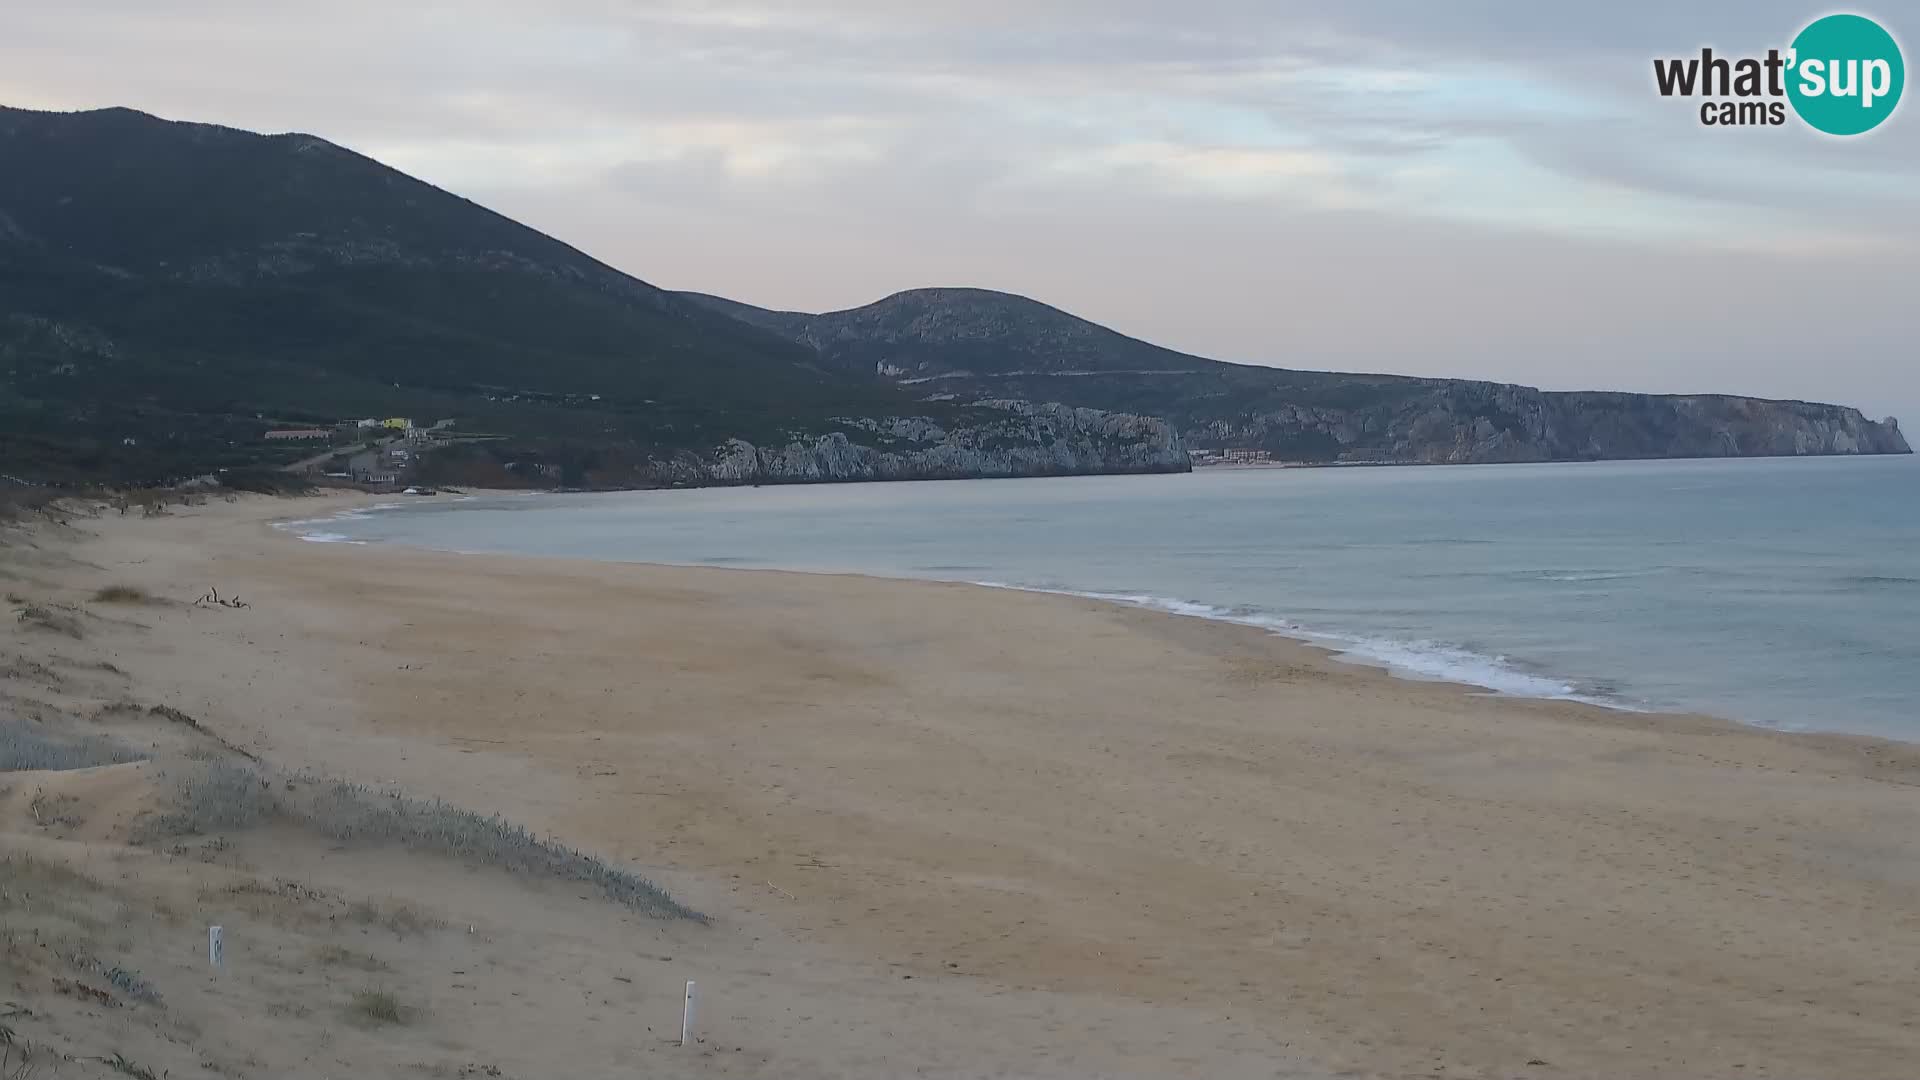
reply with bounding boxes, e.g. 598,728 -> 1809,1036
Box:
4,492 -> 1919,1079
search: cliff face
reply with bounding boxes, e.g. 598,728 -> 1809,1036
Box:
685,289 -> 1911,465
648,402 -> 1189,484
414,400 -> 1187,488
1195,383 -> 1912,464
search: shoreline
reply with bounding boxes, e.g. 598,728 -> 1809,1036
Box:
281,494 -> 1647,709
190,491 -> 1920,776
11,491 -> 1920,1078
272,491 -> 1823,740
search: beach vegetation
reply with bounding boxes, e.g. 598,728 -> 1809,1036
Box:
0,718 -> 146,772
136,761 -> 701,919
347,988 -> 409,1026
311,944 -> 389,972
345,897 -> 442,936
13,603 -> 83,639
102,1052 -> 160,1080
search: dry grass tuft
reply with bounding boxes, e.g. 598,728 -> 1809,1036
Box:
1,1018 -> 39,1080
348,988 -> 409,1026
13,604 -> 83,639
311,944 -> 389,972
103,1052 -> 162,1079
0,851 -> 103,899
346,897 -> 443,937
28,791 -> 83,828
56,945 -> 162,1005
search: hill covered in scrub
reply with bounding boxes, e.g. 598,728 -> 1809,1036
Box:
683,288 -> 1911,464
0,104 -> 1901,487
0,107 -> 1184,485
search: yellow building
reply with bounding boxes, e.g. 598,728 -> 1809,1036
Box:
381,418 -> 413,431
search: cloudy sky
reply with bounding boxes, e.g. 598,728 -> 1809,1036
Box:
6,1 -> 1915,423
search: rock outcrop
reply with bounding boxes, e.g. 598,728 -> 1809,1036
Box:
648,401 -> 1188,484
1195,384 -> 1911,464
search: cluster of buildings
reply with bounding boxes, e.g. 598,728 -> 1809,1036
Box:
343,444 -> 414,486
1187,447 -> 1274,466
263,418 -> 444,443
261,417 -> 459,486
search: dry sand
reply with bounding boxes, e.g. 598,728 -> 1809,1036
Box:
5,491 -> 1920,1079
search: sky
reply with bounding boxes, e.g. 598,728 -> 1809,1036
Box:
5,1 -> 1916,424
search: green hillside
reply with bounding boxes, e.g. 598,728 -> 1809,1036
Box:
0,106 -> 921,483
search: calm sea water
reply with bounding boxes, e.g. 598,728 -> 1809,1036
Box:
294,456 -> 1920,740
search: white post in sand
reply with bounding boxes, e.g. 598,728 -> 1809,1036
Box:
681,980 -> 697,1047
208,925 -> 225,969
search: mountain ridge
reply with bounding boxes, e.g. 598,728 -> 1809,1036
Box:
2,104 -> 1904,487
679,288 -> 1910,463
0,106 -> 1185,485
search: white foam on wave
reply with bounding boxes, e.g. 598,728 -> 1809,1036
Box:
272,501 -> 404,543
974,581 -> 1636,710
1317,635 -> 1584,699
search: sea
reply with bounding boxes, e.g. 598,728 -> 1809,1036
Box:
289,455 -> 1920,741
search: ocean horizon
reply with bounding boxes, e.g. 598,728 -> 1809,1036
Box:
290,454 -> 1920,741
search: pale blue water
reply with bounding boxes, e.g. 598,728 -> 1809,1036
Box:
293,456 -> 1920,740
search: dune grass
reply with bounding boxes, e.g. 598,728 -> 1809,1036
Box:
347,988 -> 408,1026
103,1052 -> 162,1079
139,762 -> 700,920
56,945 -> 162,1005
286,778 -> 704,920
14,603 -> 84,639
345,897 -> 442,937
0,718 -> 146,772
144,761 -> 274,835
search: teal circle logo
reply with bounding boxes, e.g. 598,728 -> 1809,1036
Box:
1787,14 -> 1904,135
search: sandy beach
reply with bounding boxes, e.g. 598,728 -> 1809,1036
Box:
5,491 -> 1920,1079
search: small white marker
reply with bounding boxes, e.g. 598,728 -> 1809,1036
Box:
208,925 -> 225,969
681,980 -> 697,1047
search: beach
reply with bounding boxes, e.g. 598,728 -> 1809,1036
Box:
6,491 -> 1920,1079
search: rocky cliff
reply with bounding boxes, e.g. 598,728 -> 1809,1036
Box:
412,400 -> 1188,489
647,401 -> 1188,484
1193,383 -> 1911,464
685,289 -> 1911,464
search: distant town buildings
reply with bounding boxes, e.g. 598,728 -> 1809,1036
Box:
1187,447 -> 1273,466
275,415 -> 462,484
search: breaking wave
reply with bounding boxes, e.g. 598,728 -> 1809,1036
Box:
974,583 -> 1638,710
